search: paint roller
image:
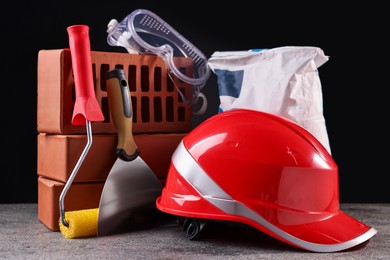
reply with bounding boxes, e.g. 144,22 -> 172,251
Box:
58,24 -> 104,239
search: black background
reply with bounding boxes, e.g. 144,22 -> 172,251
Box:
1,2 -> 388,203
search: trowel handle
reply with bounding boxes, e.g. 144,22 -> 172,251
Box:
106,69 -> 139,161
67,24 -> 104,125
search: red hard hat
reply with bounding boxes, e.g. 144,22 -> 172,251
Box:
156,108 -> 377,252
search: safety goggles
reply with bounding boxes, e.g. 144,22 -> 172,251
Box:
106,9 -> 210,111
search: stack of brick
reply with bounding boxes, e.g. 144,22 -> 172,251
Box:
37,49 -> 192,231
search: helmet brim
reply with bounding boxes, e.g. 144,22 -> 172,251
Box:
247,209 -> 377,253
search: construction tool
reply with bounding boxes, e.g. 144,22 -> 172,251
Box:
97,68 -> 163,236
58,24 -> 104,239
59,65 -> 163,238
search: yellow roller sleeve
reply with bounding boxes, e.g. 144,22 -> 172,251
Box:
59,208 -> 99,239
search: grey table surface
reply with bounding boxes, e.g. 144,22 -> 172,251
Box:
0,203 -> 389,259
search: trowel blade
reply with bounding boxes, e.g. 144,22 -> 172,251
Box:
97,156 -> 162,236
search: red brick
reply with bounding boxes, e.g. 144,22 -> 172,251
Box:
38,176 -> 104,231
37,133 -> 185,182
37,49 -> 193,134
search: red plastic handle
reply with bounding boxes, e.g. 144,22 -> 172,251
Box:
67,24 -> 104,125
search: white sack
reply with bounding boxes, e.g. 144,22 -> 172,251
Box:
208,46 -> 332,154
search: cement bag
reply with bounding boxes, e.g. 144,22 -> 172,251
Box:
208,46 -> 332,154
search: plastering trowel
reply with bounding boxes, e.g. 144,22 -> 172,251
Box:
97,68 -> 163,236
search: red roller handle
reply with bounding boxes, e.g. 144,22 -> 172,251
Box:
67,24 -> 104,125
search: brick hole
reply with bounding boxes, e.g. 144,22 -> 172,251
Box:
167,76 -> 174,92
92,63 -> 97,88
166,97 -> 174,122
131,96 -> 137,123
141,66 -> 149,92
71,82 -> 76,116
101,97 -> 110,123
154,97 -> 162,122
178,107 -> 185,122
154,67 -> 162,92
71,80 -> 76,103
100,64 -> 110,91
128,65 -> 137,92
141,97 -> 150,122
